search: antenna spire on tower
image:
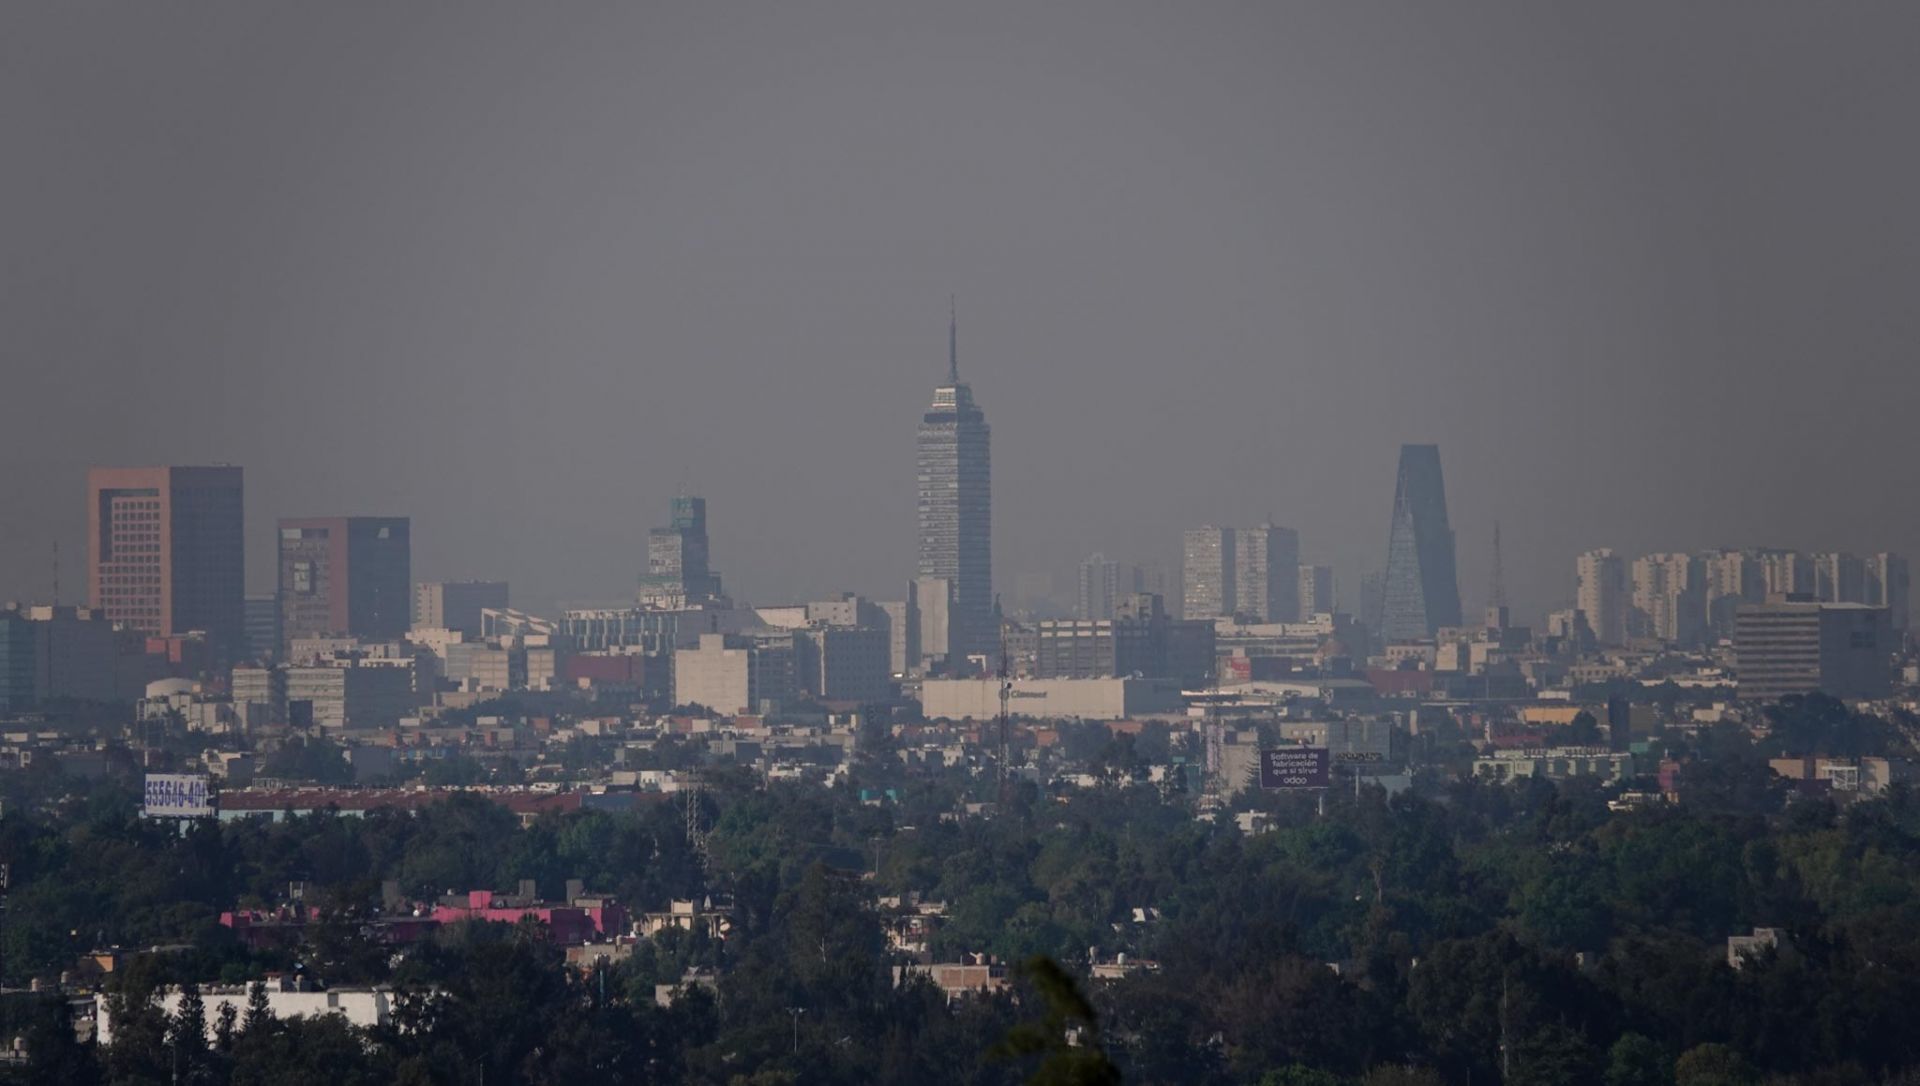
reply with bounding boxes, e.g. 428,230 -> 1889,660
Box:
1489,520 -> 1507,611
948,296 -> 958,385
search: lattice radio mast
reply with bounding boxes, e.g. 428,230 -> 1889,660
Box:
684,768 -> 709,869
996,622 -> 1011,809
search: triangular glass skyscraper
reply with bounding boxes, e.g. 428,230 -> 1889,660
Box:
1379,444 -> 1461,641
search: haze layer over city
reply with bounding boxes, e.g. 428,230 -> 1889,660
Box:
11,5 -> 1920,1086
7,2 -> 1920,623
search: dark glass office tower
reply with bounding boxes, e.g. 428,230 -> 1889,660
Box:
640,495 -> 723,607
917,311 -> 992,664
1379,444 -> 1462,641
278,516 -> 412,646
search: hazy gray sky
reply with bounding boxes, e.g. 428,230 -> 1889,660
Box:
5,2 -> 1918,622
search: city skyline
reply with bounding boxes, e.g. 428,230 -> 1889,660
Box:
7,8 -> 1920,1082
7,4 -> 1920,626
32,436 -> 1920,633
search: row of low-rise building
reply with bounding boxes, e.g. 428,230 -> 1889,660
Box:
1472,747 -> 1637,785
230,658 -> 419,731
210,593 -> 904,729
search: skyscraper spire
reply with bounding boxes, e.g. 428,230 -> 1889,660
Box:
1489,519 -> 1507,610
948,296 -> 958,385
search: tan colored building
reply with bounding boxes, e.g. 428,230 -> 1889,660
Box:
919,677 -> 1182,721
1575,549 -> 1627,646
1233,524 -> 1300,624
1519,705 -> 1588,727
1632,553 -> 1706,644
86,465 -> 244,653
672,632 -> 795,715
894,961 -> 1008,1000
1182,527 -> 1234,621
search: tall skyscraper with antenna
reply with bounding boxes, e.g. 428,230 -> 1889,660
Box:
1379,444 -> 1462,641
917,305 -> 992,665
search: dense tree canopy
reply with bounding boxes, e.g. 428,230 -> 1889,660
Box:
6,715 -> 1920,1084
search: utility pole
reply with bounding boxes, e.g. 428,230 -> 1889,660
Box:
1499,972 -> 1510,1083
786,1006 -> 805,1055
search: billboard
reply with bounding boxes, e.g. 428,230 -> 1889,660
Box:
1259,747 -> 1330,790
144,774 -> 213,819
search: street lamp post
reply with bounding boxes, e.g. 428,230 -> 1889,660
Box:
785,1006 -> 805,1055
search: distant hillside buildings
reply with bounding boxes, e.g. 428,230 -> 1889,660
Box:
1569,547 -> 1909,648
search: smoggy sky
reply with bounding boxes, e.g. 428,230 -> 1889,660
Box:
5,2 -> 1918,623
